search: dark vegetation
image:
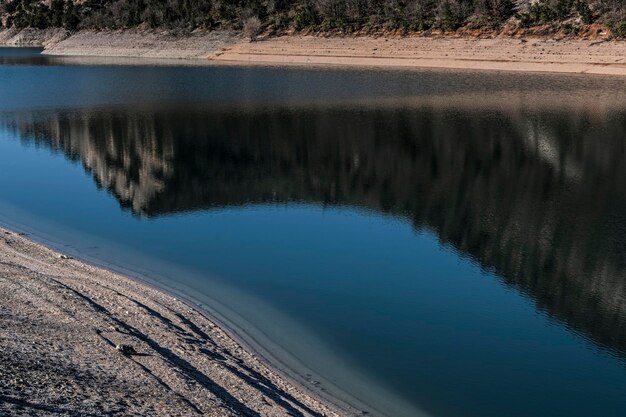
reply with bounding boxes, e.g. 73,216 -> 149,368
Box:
1,0 -> 625,35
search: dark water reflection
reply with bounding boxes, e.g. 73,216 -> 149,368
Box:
8,103 -> 626,352
2,50 -> 626,417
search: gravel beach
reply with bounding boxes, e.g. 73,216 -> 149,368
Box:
0,228 -> 343,417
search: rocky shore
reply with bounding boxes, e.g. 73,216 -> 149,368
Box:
0,228 -> 343,416
0,28 -> 240,59
0,27 -> 68,47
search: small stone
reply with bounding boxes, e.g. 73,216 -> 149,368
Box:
116,344 -> 137,356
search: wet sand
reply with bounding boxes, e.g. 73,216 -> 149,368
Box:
0,228 -> 344,416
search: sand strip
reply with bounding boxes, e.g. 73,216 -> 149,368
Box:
2,29 -> 626,75
212,35 -> 626,75
0,228 -> 344,417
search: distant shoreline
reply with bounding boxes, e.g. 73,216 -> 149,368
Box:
0,226 -> 348,416
1,28 -> 625,75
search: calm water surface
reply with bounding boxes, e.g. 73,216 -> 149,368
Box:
1,47 -> 626,417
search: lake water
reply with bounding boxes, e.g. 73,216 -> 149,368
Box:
1,47 -> 626,417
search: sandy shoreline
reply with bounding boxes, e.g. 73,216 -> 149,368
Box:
0,227 -> 345,416
213,35 -> 626,75
2,28 -> 626,75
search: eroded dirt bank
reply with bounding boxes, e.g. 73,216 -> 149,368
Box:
1,28 -> 625,74
213,35 -> 626,75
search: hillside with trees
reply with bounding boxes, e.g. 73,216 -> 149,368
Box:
1,0 -> 625,37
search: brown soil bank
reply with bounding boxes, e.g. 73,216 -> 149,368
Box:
2,28 -> 625,75
213,35 -> 626,75
0,228 -> 344,417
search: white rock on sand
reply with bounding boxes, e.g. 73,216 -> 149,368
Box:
0,228 -> 344,417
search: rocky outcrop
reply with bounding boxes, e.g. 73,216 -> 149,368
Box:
0,28 -> 69,47
41,29 -> 240,59
0,28 -> 239,59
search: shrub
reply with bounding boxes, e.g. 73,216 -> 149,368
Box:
436,0 -> 473,30
575,0 -> 594,24
315,0 -> 347,29
243,16 -> 262,41
294,1 -> 320,29
475,0 -> 515,21
614,21 -> 626,37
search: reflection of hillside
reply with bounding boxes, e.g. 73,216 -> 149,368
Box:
3,105 -> 626,360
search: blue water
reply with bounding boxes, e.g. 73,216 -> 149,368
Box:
1,47 -> 626,417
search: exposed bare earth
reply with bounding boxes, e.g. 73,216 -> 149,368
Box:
44,30 -> 240,59
214,35 -> 626,75
0,28 -> 240,59
0,28 -> 69,48
2,29 -> 626,74
0,228 -> 343,417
